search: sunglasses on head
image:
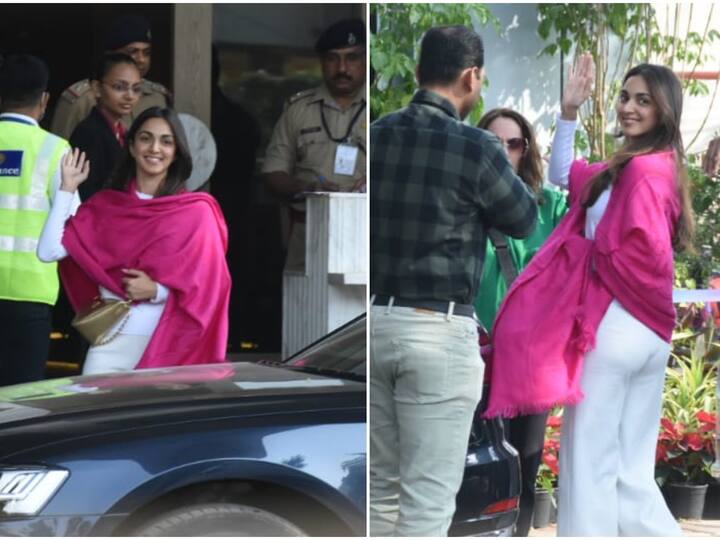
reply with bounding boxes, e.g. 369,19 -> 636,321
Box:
503,137 -> 527,151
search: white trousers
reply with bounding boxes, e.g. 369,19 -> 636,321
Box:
558,299 -> 681,537
83,334 -> 152,375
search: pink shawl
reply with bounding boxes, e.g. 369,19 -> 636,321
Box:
484,151 -> 680,418
60,188 -> 231,369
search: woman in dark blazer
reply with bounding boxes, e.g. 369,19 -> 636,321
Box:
70,53 -> 142,200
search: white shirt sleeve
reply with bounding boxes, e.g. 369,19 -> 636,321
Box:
38,149 -> 86,262
37,189 -> 76,262
150,283 -> 169,304
547,115 -> 578,188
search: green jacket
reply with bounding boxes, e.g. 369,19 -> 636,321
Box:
475,186 -> 568,331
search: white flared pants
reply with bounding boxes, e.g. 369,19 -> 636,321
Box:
83,334 -> 152,375
558,299 -> 681,537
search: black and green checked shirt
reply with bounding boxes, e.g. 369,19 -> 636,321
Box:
370,89 -> 538,305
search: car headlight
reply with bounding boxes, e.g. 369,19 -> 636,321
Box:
0,467 -> 69,516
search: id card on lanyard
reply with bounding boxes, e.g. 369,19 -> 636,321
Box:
334,144 -> 359,176
320,100 -> 366,177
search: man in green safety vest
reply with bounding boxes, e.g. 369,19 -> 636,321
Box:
0,54 -> 80,386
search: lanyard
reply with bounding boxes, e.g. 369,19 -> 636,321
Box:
0,116 -> 35,126
319,100 -> 366,143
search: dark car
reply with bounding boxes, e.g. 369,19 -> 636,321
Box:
0,318 -> 366,536
0,315 -> 518,536
451,394 -> 521,536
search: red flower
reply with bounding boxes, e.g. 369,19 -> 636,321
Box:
548,416 -> 563,428
697,411 -> 716,433
697,411 -> 716,425
659,418 -> 682,440
544,451 -> 559,475
544,439 -> 560,451
656,443 -> 668,464
685,432 -> 706,452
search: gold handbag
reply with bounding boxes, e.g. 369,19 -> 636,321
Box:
71,297 -> 132,346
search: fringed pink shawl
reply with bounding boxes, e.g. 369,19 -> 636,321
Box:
484,151 -> 680,418
60,188 -> 231,369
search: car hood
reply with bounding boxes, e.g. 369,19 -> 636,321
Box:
0,362 -> 364,427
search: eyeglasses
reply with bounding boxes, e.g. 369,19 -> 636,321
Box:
502,137 -> 527,152
103,81 -> 142,96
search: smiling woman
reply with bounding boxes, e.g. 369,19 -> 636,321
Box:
37,107 -> 231,376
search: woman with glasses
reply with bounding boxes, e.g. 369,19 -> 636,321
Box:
475,108 -> 567,536
70,53 -> 142,200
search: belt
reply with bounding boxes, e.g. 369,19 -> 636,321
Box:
372,294 -> 476,318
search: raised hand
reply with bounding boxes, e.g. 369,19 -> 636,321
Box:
561,52 -> 595,120
60,148 -> 90,192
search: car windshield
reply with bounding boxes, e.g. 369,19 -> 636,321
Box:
283,317 -> 366,380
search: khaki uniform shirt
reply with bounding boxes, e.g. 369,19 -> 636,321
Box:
50,78 -> 170,140
262,83 -> 367,271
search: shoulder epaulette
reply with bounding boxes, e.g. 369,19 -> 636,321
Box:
286,88 -> 317,107
60,80 -> 91,104
142,79 -> 172,98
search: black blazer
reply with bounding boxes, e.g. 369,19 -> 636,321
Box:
70,106 -> 123,201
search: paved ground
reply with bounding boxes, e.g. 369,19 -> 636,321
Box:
529,520 -> 720,537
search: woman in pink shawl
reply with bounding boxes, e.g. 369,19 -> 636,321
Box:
38,107 -> 230,375
485,57 -> 694,536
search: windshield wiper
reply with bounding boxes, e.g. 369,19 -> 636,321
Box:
260,360 -> 365,382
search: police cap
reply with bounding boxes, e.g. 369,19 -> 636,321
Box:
104,14 -> 152,51
315,19 -> 366,54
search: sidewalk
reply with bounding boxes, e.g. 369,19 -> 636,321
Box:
529,520 -> 720,537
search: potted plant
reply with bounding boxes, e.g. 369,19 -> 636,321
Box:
534,412 -> 561,529
656,412 -> 715,518
656,328 -> 718,519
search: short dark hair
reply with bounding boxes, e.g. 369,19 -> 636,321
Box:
0,54 -> 49,109
109,107 -> 193,197
417,26 -> 484,86
92,52 -> 138,82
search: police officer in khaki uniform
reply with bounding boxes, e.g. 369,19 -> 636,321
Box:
50,14 -> 171,140
263,18 -> 367,272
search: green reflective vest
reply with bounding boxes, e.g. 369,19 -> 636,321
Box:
0,117 -> 69,305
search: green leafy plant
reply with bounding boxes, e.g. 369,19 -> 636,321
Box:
537,3 -> 720,159
656,329 -> 718,486
370,4 -> 500,124
676,156 -> 720,285
536,411 -> 562,502
656,411 -> 716,486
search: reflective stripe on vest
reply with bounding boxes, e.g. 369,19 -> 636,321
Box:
0,194 -> 50,212
31,132 -> 59,198
0,235 -> 38,253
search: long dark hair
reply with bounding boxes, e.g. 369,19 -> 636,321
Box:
109,107 -> 193,197
478,108 -> 544,201
583,63 -> 694,251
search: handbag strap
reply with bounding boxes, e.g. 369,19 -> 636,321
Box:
94,301 -> 132,347
488,229 -> 519,286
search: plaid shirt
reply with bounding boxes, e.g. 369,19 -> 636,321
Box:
370,89 -> 538,304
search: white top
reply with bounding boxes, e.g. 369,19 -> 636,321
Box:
37,189 -> 169,337
547,114 -> 611,240
0,112 -> 81,211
